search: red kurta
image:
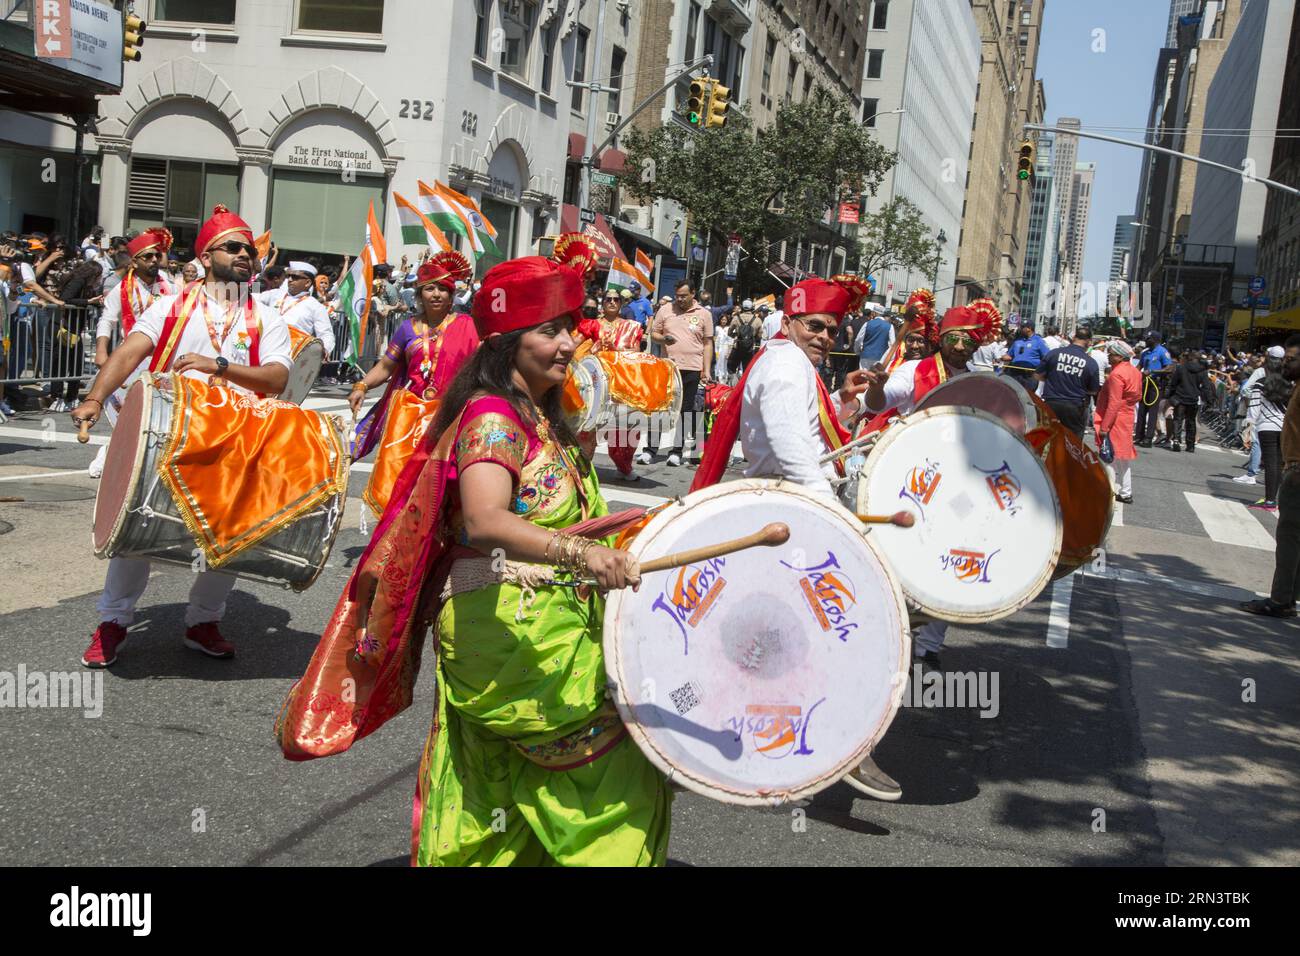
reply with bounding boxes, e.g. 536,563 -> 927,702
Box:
1094,360 -> 1140,461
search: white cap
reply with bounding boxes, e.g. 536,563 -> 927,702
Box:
188,259 -> 206,278
1267,345 -> 1285,358
742,299 -> 754,310
865,302 -> 887,315
287,261 -> 317,277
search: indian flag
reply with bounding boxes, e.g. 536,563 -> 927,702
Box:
340,200 -> 384,365
395,192 -> 451,252
606,257 -> 642,294
365,200 -> 387,267
417,180 -> 500,259
635,248 -> 654,288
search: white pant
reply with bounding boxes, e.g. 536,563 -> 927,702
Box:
1108,459 -> 1132,497
913,621 -> 949,655
96,556 -> 236,627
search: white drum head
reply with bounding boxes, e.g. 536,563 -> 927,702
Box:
279,337 -> 324,405
568,354 -> 608,432
858,407 -> 1061,622
914,371 -> 1037,435
604,479 -> 910,806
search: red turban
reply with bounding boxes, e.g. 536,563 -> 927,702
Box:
415,250 -> 472,292
472,233 -> 598,338
785,274 -> 872,321
195,204 -> 254,256
126,227 -> 173,258
904,287 -> 936,318
939,300 -> 1000,345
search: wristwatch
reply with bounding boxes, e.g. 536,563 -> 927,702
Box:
214,356 -> 229,378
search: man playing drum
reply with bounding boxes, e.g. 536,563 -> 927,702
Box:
690,275 -> 908,802
860,302 -> 1001,671
70,205 -> 293,668
257,260 -> 335,357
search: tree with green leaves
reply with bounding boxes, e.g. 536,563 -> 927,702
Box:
856,196 -> 945,285
618,87 -> 897,277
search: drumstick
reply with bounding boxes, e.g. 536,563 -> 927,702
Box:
638,522 -> 790,573
76,419 -> 93,444
856,510 -> 916,528
818,428 -> 884,465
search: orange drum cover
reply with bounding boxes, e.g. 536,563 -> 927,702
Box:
287,325 -> 312,357
1026,422 -> 1112,572
363,388 -> 439,517
596,351 -> 678,413
1028,391 -> 1059,426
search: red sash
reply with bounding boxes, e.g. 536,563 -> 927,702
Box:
149,282 -> 262,374
119,269 -> 141,336
691,335 -> 850,492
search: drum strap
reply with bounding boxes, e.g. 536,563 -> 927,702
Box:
149,282 -> 263,376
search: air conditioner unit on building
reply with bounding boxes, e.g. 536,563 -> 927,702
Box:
620,205 -> 652,229
605,111 -> 621,127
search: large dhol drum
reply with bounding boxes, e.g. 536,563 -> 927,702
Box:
604,480 -> 910,806
279,326 -> 325,405
596,350 -> 683,423
854,407 -> 1061,623
913,371 -> 1038,435
561,354 -> 610,433
93,379 -> 348,591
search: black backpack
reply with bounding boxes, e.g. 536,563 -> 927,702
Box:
734,312 -> 757,357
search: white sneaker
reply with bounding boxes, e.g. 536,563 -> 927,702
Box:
625,469 -> 641,481
1232,474 -> 1258,484
666,453 -> 682,467
635,451 -> 653,466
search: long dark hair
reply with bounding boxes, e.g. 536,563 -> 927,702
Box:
430,322 -> 583,460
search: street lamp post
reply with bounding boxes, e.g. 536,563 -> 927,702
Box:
931,229 -> 947,289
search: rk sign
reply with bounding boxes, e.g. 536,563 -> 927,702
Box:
36,0 -> 72,59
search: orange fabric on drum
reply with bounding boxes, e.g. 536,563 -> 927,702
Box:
287,325 -> 312,357
364,389 -> 440,517
561,372 -> 585,417
596,351 -> 677,413
1027,422 -> 1112,569
157,375 -> 347,567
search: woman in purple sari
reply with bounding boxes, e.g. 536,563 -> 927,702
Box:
350,250 -> 480,458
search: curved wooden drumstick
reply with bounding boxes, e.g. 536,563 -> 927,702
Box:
856,510 -> 916,528
76,418 -> 94,444
638,522 -> 790,574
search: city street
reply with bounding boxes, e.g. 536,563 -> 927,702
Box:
2,388 -> 1296,867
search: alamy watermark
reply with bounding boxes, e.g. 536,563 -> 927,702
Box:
0,666 -> 103,718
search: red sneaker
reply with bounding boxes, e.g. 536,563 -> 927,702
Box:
183,622 -> 235,659
82,622 -> 128,668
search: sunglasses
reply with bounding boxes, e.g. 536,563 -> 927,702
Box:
602,295 -> 621,303
942,331 -> 976,346
794,316 -> 838,337
216,240 -> 257,257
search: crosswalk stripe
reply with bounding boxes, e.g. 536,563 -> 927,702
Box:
1183,492 -> 1275,551
1112,501 -> 1124,527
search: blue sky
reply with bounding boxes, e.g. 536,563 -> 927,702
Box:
1036,0 -> 1171,287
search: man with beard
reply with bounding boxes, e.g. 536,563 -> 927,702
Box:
70,205 -> 292,668
689,275 -> 908,801
1242,335 -> 1300,618
93,227 -> 176,367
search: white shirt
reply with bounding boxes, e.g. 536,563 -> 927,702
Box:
739,337 -> 857,502
1087,348 -> 1109,387
259,287 -> 335,354
866,357 -> 970,417
18,262 -> 36,287
132,289 -> 293,395
96,273 -> 174,340
971,340 -> 1007,372
762,311 -> 783,340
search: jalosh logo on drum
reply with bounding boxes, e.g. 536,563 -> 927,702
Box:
781,552 -> 859,641
978,461 -> 1023,515
650,558 -> 727,653
940,548 -> 999,584
726,699 -> 826,759
899,459 -> 942,515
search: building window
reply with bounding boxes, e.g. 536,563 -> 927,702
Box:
762,35 -> 776,92
608,46 -> 626,116
871,0 -> 889,30
786,60 -> 797,104
1019,30 -> 1028,46
572,26 -> 589,113
866,49 -> 883,79
803,73 -> 813,101
296,0 -> 384,34
154,1 -> 236,24
540,22 -> 557,93
863,98 -> 879,125
686,2 -> 700,60
731,45 -> 744,95
127,158 -> 240,252
500,0 -> 538,80
1021,10 -> 1031,24
474,0 -> 491,59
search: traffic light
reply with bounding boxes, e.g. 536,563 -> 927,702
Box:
687,77 -> 710,127
705,81 -> 731,128
123,13 -> 146,62
1016,139 -> 1035,181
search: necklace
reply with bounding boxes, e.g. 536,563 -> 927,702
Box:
203,291 -> 245,353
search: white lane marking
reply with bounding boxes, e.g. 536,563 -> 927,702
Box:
0,425 -> 107,446
1081,564 -> 1266,602
0,469 -> 88,482
1184,492 -> 1275,551
600,487 -> 672,508
1045,570 -> 1077,648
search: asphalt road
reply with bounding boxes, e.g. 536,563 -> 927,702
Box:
0,385 -> 1296,866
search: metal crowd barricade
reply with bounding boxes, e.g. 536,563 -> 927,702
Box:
1,301 -> 100,389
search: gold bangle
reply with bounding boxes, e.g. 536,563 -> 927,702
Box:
352,382 -> 368,393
